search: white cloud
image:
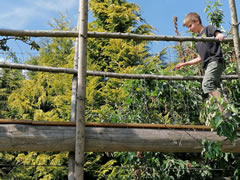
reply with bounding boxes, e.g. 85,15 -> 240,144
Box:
0,57 -> 6,62
0,0 -> 78,29
30,0 -> 77,12
0,7 -> 36,29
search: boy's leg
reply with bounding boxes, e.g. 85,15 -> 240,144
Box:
202,60 -> 226,114
209,90 -> 228,115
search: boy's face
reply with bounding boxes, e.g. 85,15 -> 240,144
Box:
185,20 -> 201,33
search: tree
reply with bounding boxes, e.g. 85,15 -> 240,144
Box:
1,15 -> 73,179
0,54 -> 24,119
8,15 -> 74,121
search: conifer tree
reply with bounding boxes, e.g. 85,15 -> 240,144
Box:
8,15 -> 74,121
0,54 -> 24,119
1,15 -> 73,179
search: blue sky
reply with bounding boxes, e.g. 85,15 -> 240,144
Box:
0,0 -> 78,30
0,0 -> 239,62
129,0 -> 239,35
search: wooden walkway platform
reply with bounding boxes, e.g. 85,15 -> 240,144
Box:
0,119 -> 239,153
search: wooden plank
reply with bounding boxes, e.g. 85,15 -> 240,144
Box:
0,124 -> 239,153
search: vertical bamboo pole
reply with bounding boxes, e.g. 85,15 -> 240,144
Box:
75,0 -> 88,179
68,40 -> 79,179
228,0 -> 240,82
69,0 -> 81,177
68,152 -> 75,180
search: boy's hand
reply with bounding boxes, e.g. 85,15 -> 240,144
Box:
216,33 -> 225,41
176,63 -> 185,69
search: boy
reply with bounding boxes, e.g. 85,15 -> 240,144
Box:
176,12 -> 227,116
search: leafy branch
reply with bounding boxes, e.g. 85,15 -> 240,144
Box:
204,0 -> 224,28
0,36 -> 40,52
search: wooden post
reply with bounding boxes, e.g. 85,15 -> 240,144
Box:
68,39 -> 79,179
75,0 -> 88,179
68,0 -> 81,175
228,0 -> 240,82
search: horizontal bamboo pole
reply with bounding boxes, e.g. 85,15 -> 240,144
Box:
0,62 -> 77,74
0,29 -> 233,42
0,62 -> 238,80
87,70 -> 238,81
88,32 -> 233,43
0,29 -> 78,37
0,123 -> 239,152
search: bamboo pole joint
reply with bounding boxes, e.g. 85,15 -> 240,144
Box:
233,22 -> 240,26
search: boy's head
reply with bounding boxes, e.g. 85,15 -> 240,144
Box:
183,12 -> 203,33
183,12 -> 202,26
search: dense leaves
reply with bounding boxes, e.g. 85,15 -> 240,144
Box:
204,0 -> 224,29
0,15 -> 73,179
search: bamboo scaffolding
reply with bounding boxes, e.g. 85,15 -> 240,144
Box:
0,28 -> 234,42
0,62 -> 239,81
0,2 -> 239,176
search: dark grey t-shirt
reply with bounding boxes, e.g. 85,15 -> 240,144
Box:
196,25 -> 224,69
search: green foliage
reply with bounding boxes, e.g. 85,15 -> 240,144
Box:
86,0 -> 159,125
0,152 -> 68,179
8,72 -> 72,121
118,75 -> 202,124
7,15 -> 74,121
1,15 -> 73,179
0,36 -> 39,52
88,0 -> 154,72
201,140 -> 223,161
84,151 -> 240,179
202,95 -> 240,142
0,54 -> 24,118
84,152 -> 215,179
204,0 -> 224,28
89,0 -> 143,33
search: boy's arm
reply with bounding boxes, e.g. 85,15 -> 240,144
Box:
215,31 -> 225,41
176,55 -> 202,69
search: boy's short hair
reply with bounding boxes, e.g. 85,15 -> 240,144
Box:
183,12 -> 202,26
